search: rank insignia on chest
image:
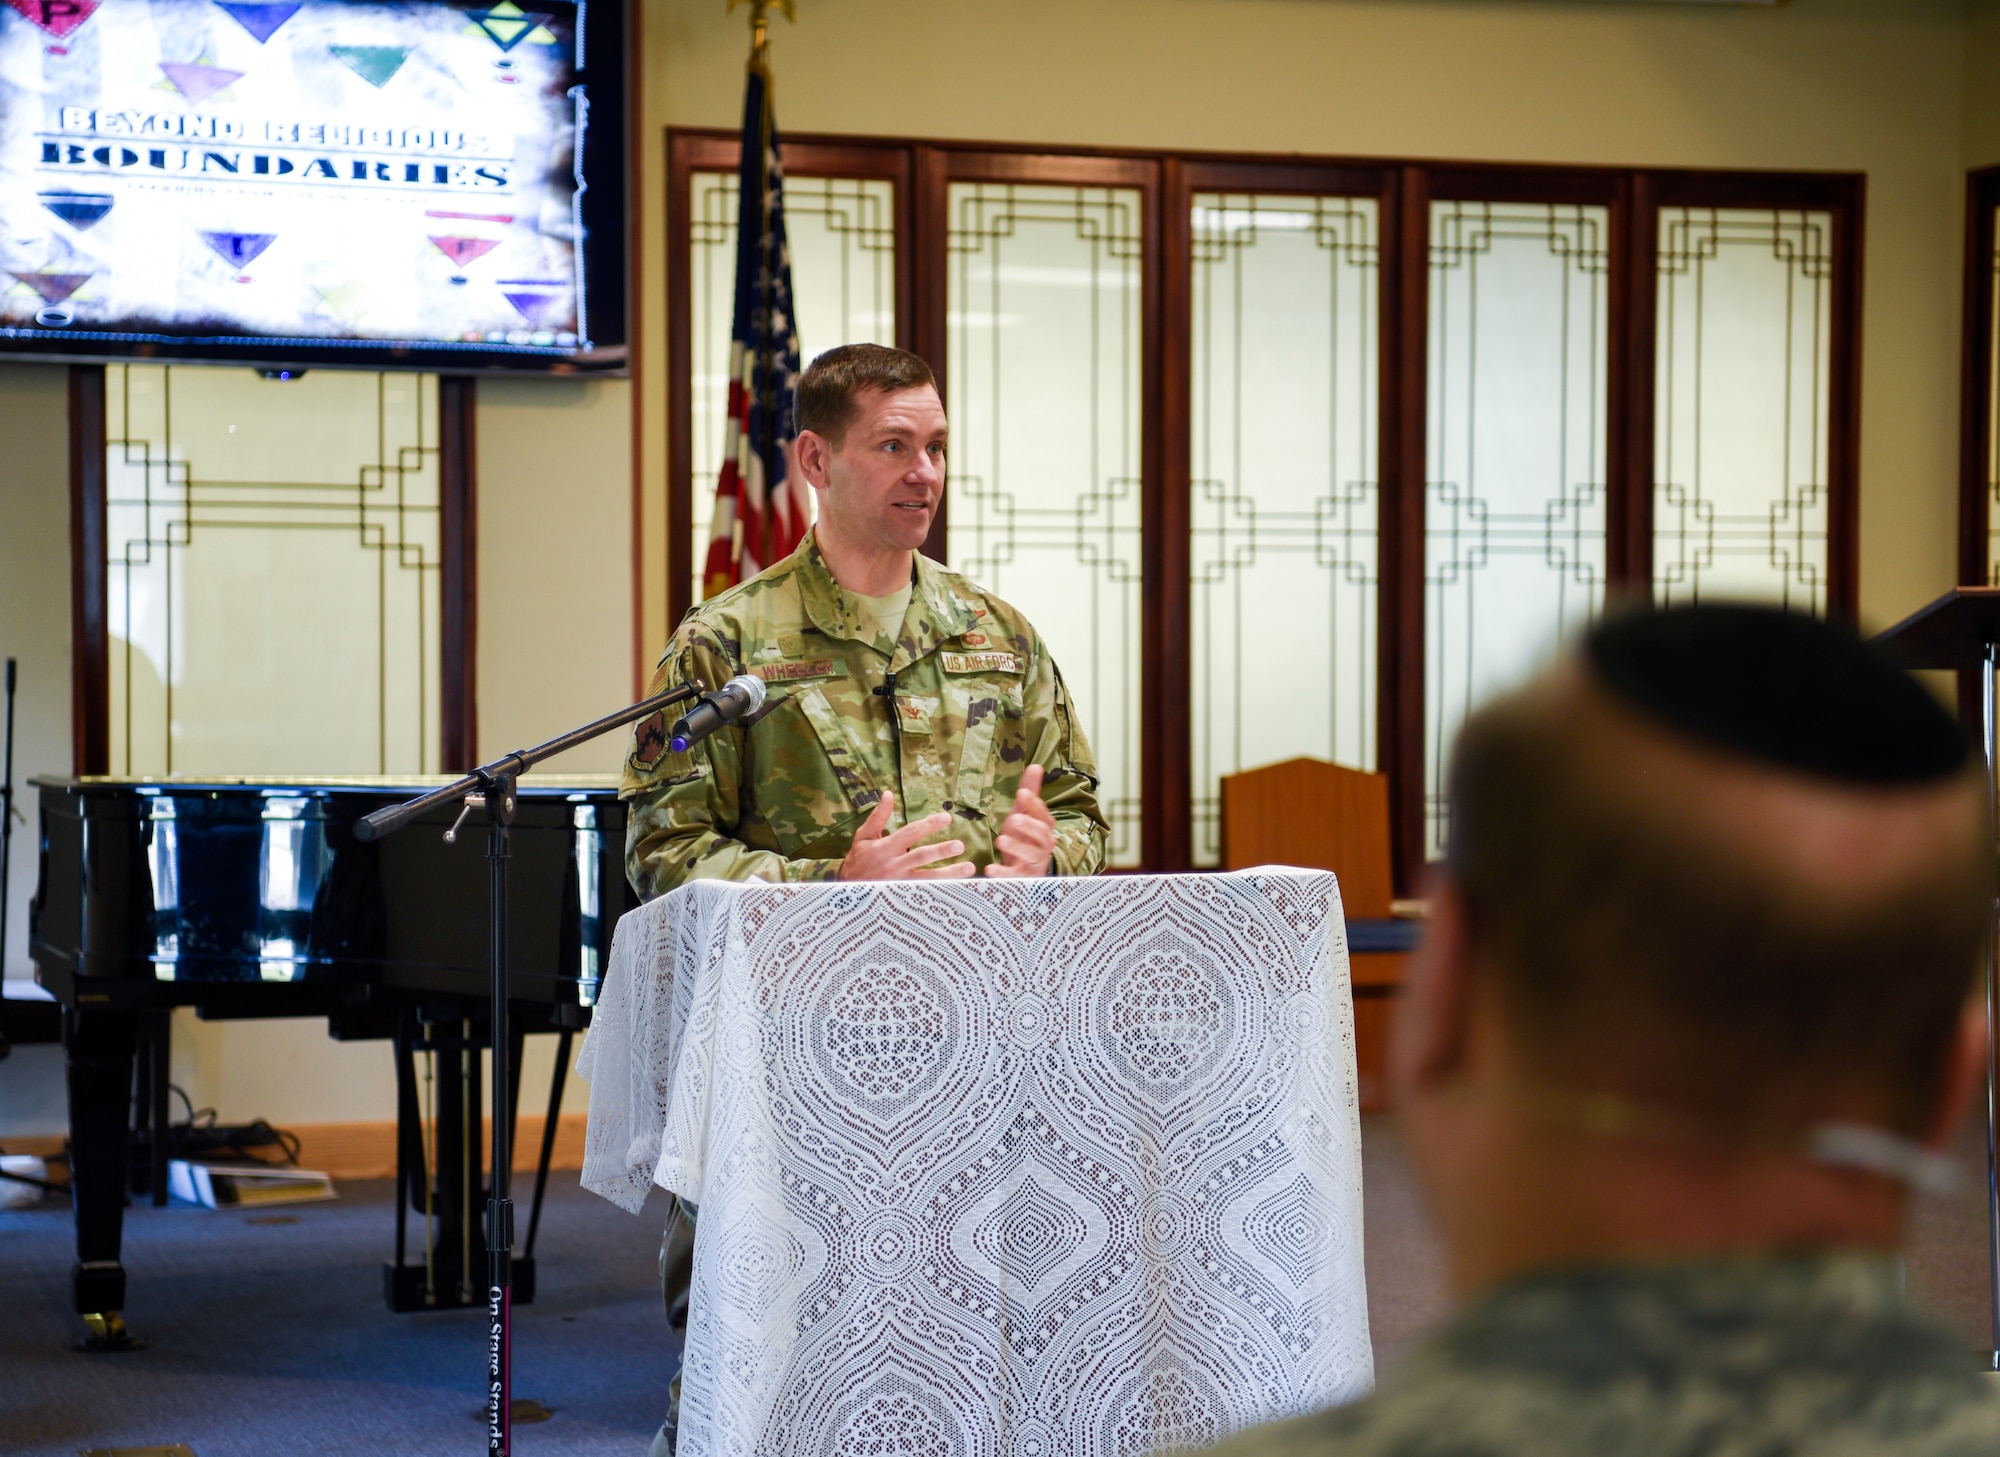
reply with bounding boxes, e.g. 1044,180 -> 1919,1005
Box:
941,651 -> 1023,675
895,694 -> 939,736
754,659 -> 839,683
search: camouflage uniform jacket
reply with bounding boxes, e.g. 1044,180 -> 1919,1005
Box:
622,533 -> 1109,896
1208,1253 -> 2000,1456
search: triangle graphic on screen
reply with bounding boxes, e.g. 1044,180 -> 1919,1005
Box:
430,236 -> 500,269
213,1 -> 299,43
9,271 -> 92,304
200,231 -> 276,269
39,191 -> 114,230
468,2 -> 555,51
330,44 -> 410,87
159,61 -> 245,103
4,0 -> 101,40
498,281 -> 563,324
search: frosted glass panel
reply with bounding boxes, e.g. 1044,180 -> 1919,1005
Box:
106,365 -> 442,775
1426,201 -> 1609,857
1189,193 -> 1379,868
1654,208 -> 1832,612
688,172 -> 897,605
944,182 -> 1144,866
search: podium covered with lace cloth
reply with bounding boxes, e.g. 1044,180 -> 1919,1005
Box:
579,870 -> 1373,1455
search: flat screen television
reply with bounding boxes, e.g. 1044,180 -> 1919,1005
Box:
0,0 -> 626,371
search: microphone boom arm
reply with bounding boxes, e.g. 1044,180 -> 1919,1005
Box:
348,673 -> 704,1457
354,679 -> 704,843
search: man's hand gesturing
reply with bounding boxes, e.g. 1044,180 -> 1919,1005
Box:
839,792 -> 978,880
984,764 -> 1058,878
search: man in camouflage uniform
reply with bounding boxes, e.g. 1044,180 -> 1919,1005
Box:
626,343 -> 1107,1455
1214,606 -> 2000,1455
623,342 -> 1107,892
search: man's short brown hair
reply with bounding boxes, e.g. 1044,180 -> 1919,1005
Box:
1447,605 -> 1990,1136
795,344 -> 937,444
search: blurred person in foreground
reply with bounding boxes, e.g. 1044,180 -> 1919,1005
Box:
1212,604 -> 2000,1455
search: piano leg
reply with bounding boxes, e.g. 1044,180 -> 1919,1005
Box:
129,1013 -> 170,1207
65,1008 -> 143,1350
382,1008 -> 537,1312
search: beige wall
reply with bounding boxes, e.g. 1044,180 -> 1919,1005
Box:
0,365 -> 74,1138
475,375 -> 632,772
1969,0 -> 2000,171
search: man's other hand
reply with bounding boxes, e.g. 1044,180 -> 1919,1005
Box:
839,792 -> 977,880
985,765 -> 1057,878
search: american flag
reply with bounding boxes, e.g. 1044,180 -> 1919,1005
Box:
702,47 -> 807,599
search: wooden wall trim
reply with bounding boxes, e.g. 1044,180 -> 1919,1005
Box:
1960,169 -> 2000,589
912,144 -> 949,562
1148,158 -> 1188,871
438,375 -> 478,771
290,1113 -> 589,1182
67,365 -> 107,777
1616,172 -> 1660,594
1828,175 -> 1866,618
1603,175 -> 1636,588
665,130 -> 699,637
0,1113 -> 590,1185
1384,167 -> 1429,894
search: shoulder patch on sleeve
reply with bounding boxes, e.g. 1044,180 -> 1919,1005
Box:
632,710 -> 669,770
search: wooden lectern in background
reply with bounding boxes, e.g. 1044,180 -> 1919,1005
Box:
1221,757 -> 1417,1111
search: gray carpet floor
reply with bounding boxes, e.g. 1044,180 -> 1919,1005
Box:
0,1115 -> 1989,1456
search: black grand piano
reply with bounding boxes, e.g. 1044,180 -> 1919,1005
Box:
27,774 -> 638,1346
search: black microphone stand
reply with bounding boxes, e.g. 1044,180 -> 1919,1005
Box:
354,678 -> 702,1457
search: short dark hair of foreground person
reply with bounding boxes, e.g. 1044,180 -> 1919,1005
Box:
1208,603 -> 2000,1456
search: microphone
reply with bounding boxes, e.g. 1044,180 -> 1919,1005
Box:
669,674 -> 767,753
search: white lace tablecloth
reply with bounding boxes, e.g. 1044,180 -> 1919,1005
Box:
579,870 -> 1372,1456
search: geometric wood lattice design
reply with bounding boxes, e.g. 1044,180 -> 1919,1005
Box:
687,171 -> 897,608
943,182 -> 1145,867
105,364 -> 442,775
665,128 -> 1865,885
1425,200 -> 1609,858
1654,207 -> 1833,614
1189,192 -> 1380,868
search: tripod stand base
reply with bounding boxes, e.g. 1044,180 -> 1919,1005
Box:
383,1257 -> 535,1313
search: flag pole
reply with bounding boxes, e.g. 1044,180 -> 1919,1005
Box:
728,0 -> 797,50
737,0 -> 792,574
703,0 -> 802,601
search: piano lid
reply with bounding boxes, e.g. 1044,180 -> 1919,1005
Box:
37,773 -> 625,792
31,776 -> 634,1005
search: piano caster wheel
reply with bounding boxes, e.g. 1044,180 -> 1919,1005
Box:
73,1310 -> 146,1353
